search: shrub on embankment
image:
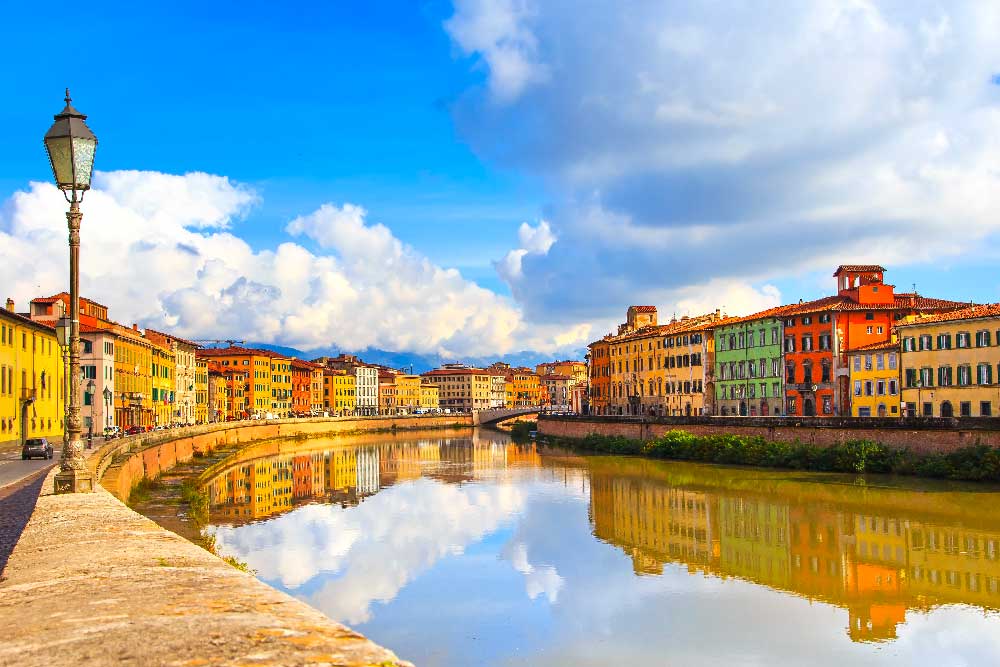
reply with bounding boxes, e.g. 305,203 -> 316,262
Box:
556,430 -> 1000,482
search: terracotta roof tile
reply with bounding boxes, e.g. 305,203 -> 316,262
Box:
896,302 -> 1000,328
834,265 -> 886,275
847,339 -> 899,353
629,305 -> 657,312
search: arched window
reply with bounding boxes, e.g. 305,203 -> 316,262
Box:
786,362 -> 796,384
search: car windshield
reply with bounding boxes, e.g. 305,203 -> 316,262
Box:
26,438 -> 45,446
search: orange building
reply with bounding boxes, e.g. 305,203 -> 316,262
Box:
290,359 -> 318,416
783,266 -> 966,416
198,347 -> 276,418
588,339 -> 611,415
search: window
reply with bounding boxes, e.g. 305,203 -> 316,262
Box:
958,365 -> 972,386
938,366 -> 953,387
920,367 -> 934,387
888,379 -> 898,395
819,313 -> 831,324
876,380 -> 886,395
866,326 -> 873,335
802,336 -> 813,351
957,332 -> 971,348
819,334 -> 831,350
978,363 -> 993,385
865,381 -> 874,396
864,355 -> 872,371
803,363 -> 813,384
982,401 -> 993,417
919,335 -> 932,351
802,316 -> 812,325
866,312 -> 875,321
876,354 -> 885,370
922,402 -> 933,417
787,397 -> 797,414
976,331 -> 991,347
960,402 -> 972,418
888,353 -> 897,370
82,339 -> 93,354
786,363 -> 796,384
903,337 -> 915,352
854,380 -> 862,396
821,361 -> 831,383
785,318 -> 794,327
854,356 -> 861,372
771,328 -> 779,344
937,334 -> 952,350
877,327 -> 883,335
760,383 -> 768,398
822,396 -> 833,414
785,337 -> 795,352
759,330 -> 766,346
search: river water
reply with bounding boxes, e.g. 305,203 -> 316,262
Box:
203,428 -> 1000,666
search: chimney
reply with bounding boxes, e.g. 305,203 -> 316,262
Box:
714,308 -> 721,320
133,323 -> 139,331
4,298 -> 12,312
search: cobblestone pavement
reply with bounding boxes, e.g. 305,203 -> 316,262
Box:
0,468 -> 49,580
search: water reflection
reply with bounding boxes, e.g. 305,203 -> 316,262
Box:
204,429 -> 1000,665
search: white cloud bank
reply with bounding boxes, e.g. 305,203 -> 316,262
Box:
448,1 -> 1000,321
0,171 -> 592,356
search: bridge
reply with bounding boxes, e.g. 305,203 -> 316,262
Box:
473,407 -> 541,426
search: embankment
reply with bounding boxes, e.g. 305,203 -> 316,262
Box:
0,415 -> 471,666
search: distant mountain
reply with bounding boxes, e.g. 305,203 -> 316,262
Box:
243,343 -> 583,373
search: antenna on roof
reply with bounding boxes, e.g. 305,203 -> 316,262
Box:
912,282 -> 917,295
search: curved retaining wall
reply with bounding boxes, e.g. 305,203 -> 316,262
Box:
2,415 -> 475,666
93,414 -> 473,500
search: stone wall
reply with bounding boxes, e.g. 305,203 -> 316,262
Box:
95,414 -> 473,501
538,415 -> 1000,455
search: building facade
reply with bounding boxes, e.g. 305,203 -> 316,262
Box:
846,340 -> 901,417
420,368 -> 492,412
714,309 -> 787,417
0,301 -> 64,449
898,304 -> 1000,418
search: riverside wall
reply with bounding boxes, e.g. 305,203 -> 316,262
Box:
537,415 -> 1000,455
1,415 -> 478,666
95,414 -> 473,501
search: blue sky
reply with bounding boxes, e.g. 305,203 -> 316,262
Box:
2,2 -> 1000,358
0,1 -> 540,295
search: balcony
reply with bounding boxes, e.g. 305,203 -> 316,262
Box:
20,388 -> 36,401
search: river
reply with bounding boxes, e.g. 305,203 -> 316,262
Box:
200,427 -> 1000,666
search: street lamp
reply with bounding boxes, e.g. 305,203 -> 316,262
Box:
103,386 -> 113,432
45,89 -> 97,493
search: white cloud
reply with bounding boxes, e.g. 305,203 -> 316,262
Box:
446,0 -> 549,102
495,219 -> 555,281
213,475 -> 526,625
451,1 -> 1000,321
0,171 -> 591,357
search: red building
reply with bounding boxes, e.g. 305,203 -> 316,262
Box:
290,359 -> 319,416
783,266 -> 966,416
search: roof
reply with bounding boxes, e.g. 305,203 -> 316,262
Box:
420,368 -> 488,377
847,339 -> 899,353
782,294 -> 969,316
197,346 -> 278,358
0,308 -> 57,336
143,328 -> 203,349
707,304 -> 800,329
895,302 -> 1000,328
629,305 -> 657,313
540,374 -> 571,381
834,265 -> 886,275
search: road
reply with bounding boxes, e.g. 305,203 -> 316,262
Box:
0,443 -> 56,490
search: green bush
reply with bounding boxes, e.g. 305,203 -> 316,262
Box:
557,430 -> 1000,483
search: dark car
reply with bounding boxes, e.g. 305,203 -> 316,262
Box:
125,425 -> 144,436
22,437 -> 53,460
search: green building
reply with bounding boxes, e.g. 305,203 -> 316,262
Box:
713,308 -> 789,416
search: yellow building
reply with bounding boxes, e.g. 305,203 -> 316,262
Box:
419,383 -> 439,411
327,448 -> 357,491
596,306 -> 721,416
898,304 -> 1000,418
112,326 -> 154,428
420,367 -> 492,412
394,374 -> 422,413
509,369 -> 543,407
310,366 -> 324,413
333,371 -> 356,415
194,358 -> 209,423
847,340 -> 901,417
198,347 -> 275,418
0,302 -> 64,449
270,356 -> 292,418
150,341 -> 176,427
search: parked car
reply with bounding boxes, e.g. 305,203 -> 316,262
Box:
104,425 -> 121,439
22,437 -> 53,460
125,425 -> 144,436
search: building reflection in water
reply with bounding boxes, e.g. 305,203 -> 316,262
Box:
587,460 -> 1000,643
204,430 -> 1000,645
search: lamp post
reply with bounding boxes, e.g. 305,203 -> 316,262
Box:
46,89 -> 97,493
55,316 -> 71,445
103,386 -> 112,433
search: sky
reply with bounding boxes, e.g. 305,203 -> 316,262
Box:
2,1 -> 1000,359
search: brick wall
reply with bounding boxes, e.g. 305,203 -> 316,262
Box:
538,415 -> 1000,455
95,414 -> 473,501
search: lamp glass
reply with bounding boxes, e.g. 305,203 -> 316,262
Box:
56,316 -> 71,347
45,136 -> 75,187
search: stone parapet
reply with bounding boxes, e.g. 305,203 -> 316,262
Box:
0,466 -> 413,667
539,415 -> 1000,455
